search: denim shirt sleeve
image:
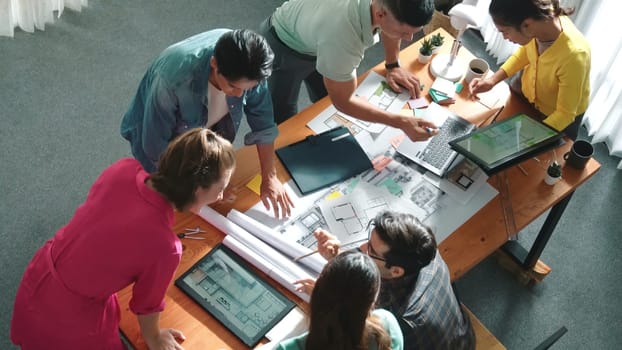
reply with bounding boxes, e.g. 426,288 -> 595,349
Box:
141,74 -> 179,168
242,80 -> 279,145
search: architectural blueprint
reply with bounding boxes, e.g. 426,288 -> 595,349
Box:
307,72 -> 408,158
308,71 -> 409,135
318,181 -> 429,246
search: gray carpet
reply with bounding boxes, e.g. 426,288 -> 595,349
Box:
1,1 -> 620,349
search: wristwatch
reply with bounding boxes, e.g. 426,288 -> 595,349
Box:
385,60 -> 400,70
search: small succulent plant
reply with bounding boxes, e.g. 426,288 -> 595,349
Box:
419,38 -> 434,56
430,33 -> 445,47
547,161 -> 562,178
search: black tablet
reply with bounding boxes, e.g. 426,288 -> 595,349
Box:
449,113 -> 564,175
175,244 -> 296,347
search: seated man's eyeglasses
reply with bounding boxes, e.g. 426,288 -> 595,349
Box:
366,229 -> 387,262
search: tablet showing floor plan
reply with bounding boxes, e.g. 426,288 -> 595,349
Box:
449,113 -> 563,175
175,244 -> 296,347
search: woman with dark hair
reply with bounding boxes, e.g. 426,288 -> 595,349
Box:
277,250 -> 403,350
469,0 -> 590,140
11,128 -> 235,350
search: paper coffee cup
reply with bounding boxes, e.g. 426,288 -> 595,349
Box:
464,58 -> 489,84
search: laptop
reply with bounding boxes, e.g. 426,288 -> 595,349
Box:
397,102 -> 475,177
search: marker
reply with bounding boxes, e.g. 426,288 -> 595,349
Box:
293,249 -> 319,262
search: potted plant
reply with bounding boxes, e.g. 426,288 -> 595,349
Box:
418,38 -> 434,64
430,32 -> 445,54
544,161 -> 562,185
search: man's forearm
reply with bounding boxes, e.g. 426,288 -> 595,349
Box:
335,94 -> 405,129
324,77 -> 407,130
382,32 -> 401,64
256,143 -> 278,178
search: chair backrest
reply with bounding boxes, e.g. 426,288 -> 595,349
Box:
533,326 -> 568,350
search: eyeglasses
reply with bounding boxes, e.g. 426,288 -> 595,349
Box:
366,229 -> 387,262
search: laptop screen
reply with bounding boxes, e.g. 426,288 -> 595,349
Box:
449,113 -> 563,175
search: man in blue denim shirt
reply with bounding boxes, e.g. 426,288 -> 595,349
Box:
121,29 -> 293,218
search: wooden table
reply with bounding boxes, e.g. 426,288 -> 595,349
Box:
118,28 -> 600,349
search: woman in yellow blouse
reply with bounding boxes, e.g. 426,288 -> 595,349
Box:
469,0 -> 590,140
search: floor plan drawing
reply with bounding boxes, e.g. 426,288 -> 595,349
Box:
319,181 -> 423,245
308,71 -> 409,135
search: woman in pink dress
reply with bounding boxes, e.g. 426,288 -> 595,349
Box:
11,128 -> 236,350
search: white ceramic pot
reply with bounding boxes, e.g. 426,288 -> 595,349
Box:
418,53 -> 432,64
544,173 -> 561,185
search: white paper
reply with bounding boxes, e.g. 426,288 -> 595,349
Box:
424,158 -> 490,205
318,181 -> 429,245
307,71 -> 409,159
308,71 -> 409,134
262,306 -> 308,346
245,181 -> 333,249
476,76 -> 510,109
423,182 -> 498,243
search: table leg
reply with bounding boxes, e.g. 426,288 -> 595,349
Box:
498,191 -> 575,282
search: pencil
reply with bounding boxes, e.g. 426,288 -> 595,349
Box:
293,249 -> 319,262
478,105 -> 505,127
489,105 -> 505,125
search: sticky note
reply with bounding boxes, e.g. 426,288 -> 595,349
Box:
408,97 -> 429,109
246,174 -> 262,195
455,82 -> 464,93
325,191 -> 342,200
372,155 -> 392,171
400,109 -> 414,117
400,108 -> 426,118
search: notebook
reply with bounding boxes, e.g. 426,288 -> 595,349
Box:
276,126 -> 373,195
449,113 -> 564,175
396,102 -> 475,177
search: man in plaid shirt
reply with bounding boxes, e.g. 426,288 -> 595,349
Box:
313,210 -> 475,349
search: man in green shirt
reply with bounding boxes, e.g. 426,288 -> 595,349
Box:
259,0 -> 438,142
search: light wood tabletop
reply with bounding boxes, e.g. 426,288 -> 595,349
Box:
118,28 -> 600,349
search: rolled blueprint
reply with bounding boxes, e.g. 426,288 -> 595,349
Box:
223,235 -> 310,302
227,209 -> 325,274
198,206 -> 316,283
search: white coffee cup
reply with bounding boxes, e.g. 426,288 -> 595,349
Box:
464,58 -> 490,84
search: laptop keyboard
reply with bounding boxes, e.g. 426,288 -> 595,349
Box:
420,118 -> 473,168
